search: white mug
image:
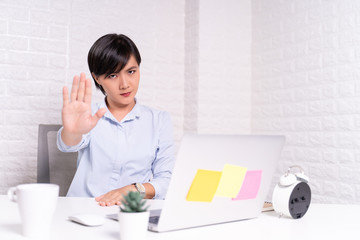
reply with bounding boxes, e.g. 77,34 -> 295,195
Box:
7,183 -> 59,238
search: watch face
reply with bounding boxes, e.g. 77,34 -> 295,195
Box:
135,183 -> 145,194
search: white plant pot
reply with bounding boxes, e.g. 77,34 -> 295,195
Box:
118,211 -> 150,240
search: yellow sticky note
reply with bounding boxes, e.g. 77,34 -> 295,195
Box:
215,164 -> 247,198
186,169 -> 222,202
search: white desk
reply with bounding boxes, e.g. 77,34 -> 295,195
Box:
0,195 -> 358,240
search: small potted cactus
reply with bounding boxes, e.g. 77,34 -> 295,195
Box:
118,191 -> 149,240
120,191 -> 149,213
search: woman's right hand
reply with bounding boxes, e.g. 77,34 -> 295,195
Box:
61,73 -> 107,146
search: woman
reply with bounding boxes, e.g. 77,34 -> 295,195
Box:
57,34 -> 175,206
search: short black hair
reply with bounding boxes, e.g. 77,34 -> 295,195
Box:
88,34 -> 141,95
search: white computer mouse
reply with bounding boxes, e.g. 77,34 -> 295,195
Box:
69,214 -> 105,227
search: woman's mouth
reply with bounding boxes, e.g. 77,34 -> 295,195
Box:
120,92 -> 131,97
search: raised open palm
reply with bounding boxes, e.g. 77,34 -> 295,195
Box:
61,73 -> 106,145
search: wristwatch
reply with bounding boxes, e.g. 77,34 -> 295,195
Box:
133,183 -> 146,197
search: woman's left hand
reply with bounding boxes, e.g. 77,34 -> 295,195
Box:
95,185 -> 136,207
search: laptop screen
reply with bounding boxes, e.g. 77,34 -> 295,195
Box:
153,134 -> 285,232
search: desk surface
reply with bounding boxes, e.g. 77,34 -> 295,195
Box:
0,195 -> 358,240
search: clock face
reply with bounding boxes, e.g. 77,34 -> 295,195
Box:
288,182 -> 311,219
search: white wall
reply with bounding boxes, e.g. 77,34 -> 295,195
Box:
197,0 -> 252,134
185,0 -> 252,134
0,0 -> 185,192
3,0 -> 358,205
252,0 -> 360,204
0,0 -> 252,194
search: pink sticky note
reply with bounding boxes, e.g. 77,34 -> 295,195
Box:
233,170 -> 262,200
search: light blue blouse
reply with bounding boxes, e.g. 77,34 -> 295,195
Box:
57,99 -> 175,199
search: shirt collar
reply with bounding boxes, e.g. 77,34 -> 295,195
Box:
100,97 -> 140,124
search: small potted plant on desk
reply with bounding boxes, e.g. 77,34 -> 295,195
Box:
119,191 -> 149,240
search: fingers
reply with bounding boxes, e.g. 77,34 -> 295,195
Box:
95,108 -> 107,118
69,73 -> 89,103
77,73 -> 86,102
70,75 -> 79,102
97,196 -> 119,207
90,108 -> 107,127
62,86 -> 69,108
95,194 -> 109,207
95,189 -> 125,207
95,195 -> 104,202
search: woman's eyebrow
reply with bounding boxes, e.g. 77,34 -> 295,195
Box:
125,66 -> 138,71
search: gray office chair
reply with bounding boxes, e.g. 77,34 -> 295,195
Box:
37,124 -> 77,196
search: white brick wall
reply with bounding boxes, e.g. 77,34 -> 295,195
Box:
185,0 -> 252,134
0,0 -> 185,193
184,0 -> 199,133
252,0 -> 360,204
197,0 -> 252,134
2,0 -> 358,205
1,0 -> 252,195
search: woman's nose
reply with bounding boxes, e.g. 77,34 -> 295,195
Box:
119,76 -> 129,89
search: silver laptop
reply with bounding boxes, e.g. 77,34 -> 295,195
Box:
110,134 -> 285,232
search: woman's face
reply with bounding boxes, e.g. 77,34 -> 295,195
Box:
95,55 -> 140,110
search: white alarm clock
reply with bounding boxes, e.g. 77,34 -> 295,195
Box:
272,165 -> 311,219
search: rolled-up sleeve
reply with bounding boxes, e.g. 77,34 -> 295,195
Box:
149,112 -> 175,200
57,127 -> 90,153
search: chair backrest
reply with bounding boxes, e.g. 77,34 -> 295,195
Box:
37,124 -> 77,196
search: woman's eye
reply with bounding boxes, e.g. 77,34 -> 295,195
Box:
108,74 -> 116,79
128,70 -> 135,75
